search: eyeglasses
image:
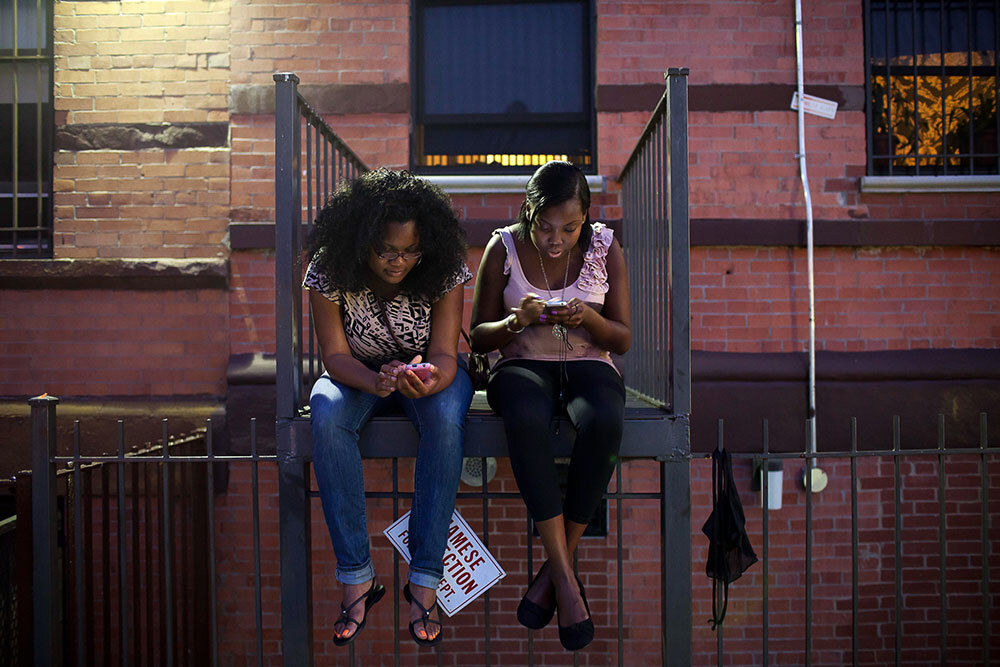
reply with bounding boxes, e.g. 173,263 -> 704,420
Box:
375,249 -> 422,262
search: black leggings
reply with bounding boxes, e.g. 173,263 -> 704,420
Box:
487,359 -> 626,525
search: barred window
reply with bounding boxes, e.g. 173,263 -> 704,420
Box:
866,0 -> 999,175
1,0 -> 54,258
413,0 -> 594,174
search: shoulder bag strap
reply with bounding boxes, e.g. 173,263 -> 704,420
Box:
375,297 -> 407,353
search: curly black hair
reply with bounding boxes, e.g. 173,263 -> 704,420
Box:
513,160 -> 593,252
306,168 -> 468,300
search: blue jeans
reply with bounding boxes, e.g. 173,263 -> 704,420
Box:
309,368 -> 473,590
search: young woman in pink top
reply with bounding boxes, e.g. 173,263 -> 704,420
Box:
469,160 -> 632,651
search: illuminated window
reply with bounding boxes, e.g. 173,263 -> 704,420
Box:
0,0 -> 53,258
413,0 -> 594,173
866,0 -> 998,175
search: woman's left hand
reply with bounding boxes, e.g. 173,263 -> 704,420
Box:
547,298 -> 588,329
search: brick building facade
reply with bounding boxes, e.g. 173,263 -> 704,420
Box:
2,0 -> 998,664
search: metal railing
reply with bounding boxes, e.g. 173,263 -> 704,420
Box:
619,68 -> 691,414
269,71 -> 694,665
272,72 -> 370,422
0,492 -> 18,667
698,414 -> 997,667
23,396 -> 266,667
24,397 -> 996,666
25,396 -> 693,667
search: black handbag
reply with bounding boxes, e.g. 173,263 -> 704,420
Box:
701,446 -> 758,630
460,329 -> 491,391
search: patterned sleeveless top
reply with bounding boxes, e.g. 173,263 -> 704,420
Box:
495,221 -> 617,373
303,257 -> 472,368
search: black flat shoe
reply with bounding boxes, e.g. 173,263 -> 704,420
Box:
332,580 -> 386,647
517,561 -> 555,630
404,583 -> 443,647
557,575 -> 594,652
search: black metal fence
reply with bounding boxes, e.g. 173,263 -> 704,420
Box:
0,481 -> 18,667
21,397 -> 998,666
21,398 -> 260,667
694,415 -> 997,667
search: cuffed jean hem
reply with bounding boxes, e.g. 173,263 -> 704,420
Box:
408,566 -> 442,591
336,560 -> 377,586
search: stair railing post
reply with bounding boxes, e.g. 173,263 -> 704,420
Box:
274,72 -> 314,666
663,67 -> 692,667
29,394 -> 60,667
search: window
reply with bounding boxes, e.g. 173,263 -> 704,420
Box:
1,0 -> 54,258
865,0 -> 999,176
413,0 -> 594,173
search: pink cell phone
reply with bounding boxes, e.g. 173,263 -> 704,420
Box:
405,363 -> 433,381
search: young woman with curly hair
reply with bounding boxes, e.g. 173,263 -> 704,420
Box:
469,160 -> 631,651
303,168 -> 473,647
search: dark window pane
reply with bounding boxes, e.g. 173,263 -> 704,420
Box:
0,0 -> 50,52
0,1 -> 53,259
415,1 -> 593,173
0,64 -> 52,189
422,3 -> 584,115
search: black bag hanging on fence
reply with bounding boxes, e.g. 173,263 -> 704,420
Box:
701,445 -> 758,630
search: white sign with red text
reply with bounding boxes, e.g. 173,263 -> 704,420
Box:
383,509 -> 506,617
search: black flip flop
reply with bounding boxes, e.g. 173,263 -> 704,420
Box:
404,583 -> 443,647
332,580 -> 386,647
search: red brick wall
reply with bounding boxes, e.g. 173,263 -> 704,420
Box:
1,288 -> 228,397
596,0 -> 863,87
691,247 -> 1000,353
230,0 -> 409,86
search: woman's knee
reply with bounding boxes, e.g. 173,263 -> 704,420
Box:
309,391 -> 346,432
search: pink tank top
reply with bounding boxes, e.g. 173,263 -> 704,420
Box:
496,222 -> 618,373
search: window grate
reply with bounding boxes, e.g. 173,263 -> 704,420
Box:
865,0 -> 999,176
1,0 -> 54,258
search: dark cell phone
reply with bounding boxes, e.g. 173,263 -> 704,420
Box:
543,299 -> 567,315
404,363 -> 433,381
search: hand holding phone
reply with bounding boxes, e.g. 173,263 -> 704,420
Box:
404,362 -> 433,381
542,299 -> 568,315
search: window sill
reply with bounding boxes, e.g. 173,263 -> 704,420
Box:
860,175 -> 1000,193
424,174 -> 606,195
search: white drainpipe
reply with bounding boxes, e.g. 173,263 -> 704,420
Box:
795,0 -> 823,488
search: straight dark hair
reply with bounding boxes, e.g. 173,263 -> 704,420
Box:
513,160 -> 593,251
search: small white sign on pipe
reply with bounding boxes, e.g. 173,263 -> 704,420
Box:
790,92 -> 839,119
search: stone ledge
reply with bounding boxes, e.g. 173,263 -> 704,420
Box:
0,258 -> 228,290
56,123 -> 229,151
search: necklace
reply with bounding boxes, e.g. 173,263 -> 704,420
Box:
536,244 -> 572,343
